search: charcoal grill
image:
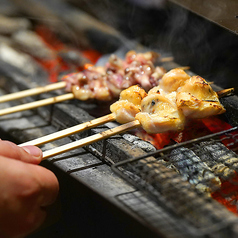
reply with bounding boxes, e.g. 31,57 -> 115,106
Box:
112,127 -> 238,237
1,0 -> 238,237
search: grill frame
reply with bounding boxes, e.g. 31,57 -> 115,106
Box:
112,127 -> 238,237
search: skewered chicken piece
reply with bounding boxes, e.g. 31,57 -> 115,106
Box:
110,85 -> 147,124
176,76 -> 226,119
110,68 -> 187,115
62,50 -> 166,101
158,68 -> 190,93
135,92 -> 185,134
110,68 -> 189,131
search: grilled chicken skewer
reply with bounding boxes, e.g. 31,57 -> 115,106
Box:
19,69 -> 231,159
0,50 -> 166,104
0,50 -> 168,116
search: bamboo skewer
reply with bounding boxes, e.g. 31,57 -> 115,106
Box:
19,113 -> 116,147
216,88 -> 234,98
160,56 -> 174,62
175,66 -> 190,71
42,120 -> 141,160
0,81 -> 66,103
0,93 -> 74,116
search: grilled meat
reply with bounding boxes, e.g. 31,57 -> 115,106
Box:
110,68 -> 226,134
135,92 -> 185,134
62,51 -> 166,101
110,85 -> 147,124
158,68 -> 190,93
176,76 -> 226,119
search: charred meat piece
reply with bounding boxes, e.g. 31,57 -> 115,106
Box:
169,147 -> 221,192
66,66 -> 112,101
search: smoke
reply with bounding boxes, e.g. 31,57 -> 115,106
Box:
164,4 -> 238,91
126,0 -> 166,9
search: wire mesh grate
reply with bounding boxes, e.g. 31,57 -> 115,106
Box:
112,127 -> 238,237
116,190 -> 203,238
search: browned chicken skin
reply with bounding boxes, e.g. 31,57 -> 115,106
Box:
159,68 -> 190,92
176,76 -> 226,118
135,92 -> 185,133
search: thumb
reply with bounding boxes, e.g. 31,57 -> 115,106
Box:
0,140 -> 42,164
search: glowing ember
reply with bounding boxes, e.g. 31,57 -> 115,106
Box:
82,50 -> 102,64
33,25 -> 101,82
135,116 -> 232,149
212,174 -> 238,214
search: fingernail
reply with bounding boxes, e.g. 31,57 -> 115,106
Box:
22,146 -> 42,160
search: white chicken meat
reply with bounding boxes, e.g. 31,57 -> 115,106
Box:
176,76 -> 226,118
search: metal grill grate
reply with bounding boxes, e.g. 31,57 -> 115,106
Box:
112,127 -> 238,237
116,190 -> 203,238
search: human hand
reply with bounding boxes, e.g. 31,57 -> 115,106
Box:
0,140 -> 43,164
0,140 -> 59,238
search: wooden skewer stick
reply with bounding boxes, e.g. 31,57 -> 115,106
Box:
42,120 -> 141,160
160,56 -> 174,62
19,113 -> 116,147
176,66 -> 190,71
0,93 -> 74,116
216,88 -> 234,98
0,81 -> 66,103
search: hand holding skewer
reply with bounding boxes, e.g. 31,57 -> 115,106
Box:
0,140 -> 59,237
